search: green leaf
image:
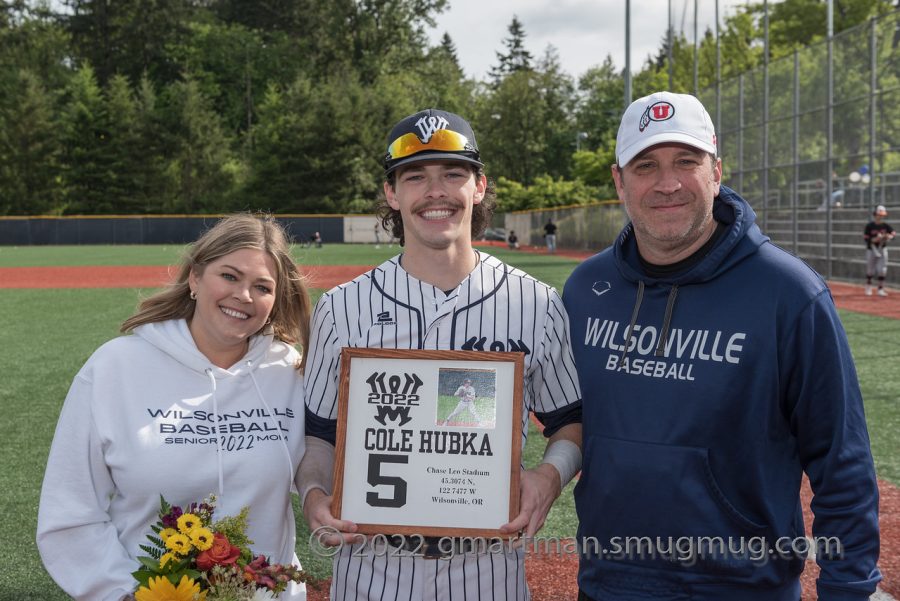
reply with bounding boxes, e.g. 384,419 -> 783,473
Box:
159,494 -> 172,516
131,568 -> 155,587
138,556 -> 161,570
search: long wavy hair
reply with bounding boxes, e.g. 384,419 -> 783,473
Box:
120,213 -> 312,369
376,165 -> 497,246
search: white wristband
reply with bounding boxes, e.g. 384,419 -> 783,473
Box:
541,439 -> 582,487
295,435 -> 335,506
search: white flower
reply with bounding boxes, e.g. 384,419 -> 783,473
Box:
250,589 -> 277,601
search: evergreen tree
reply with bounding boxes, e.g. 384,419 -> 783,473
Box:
163,75 -> 236,213
0,68 -> 62,214
439,32 -> 460,67
63,0 -> 193,86
489,16 -> 533,85
1,2 -> 70,89
535,46 -> 576,178
576,55 -> 623,152
476,69 -> 545,184
247,73 -> 377,214
131,74 -> 173,213
60,64 -> 115,214
103,74 -> 153,213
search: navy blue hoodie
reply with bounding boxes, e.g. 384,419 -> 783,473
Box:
563,187 -> 880,600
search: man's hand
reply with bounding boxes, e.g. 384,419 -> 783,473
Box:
499,463 -> 562,539
303,488 -> 360,547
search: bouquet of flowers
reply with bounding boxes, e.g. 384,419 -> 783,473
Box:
132,495 -> 307,601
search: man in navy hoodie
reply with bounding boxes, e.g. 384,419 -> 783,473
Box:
564,91 -> 881,601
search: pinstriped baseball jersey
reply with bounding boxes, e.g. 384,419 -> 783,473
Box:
304,251 -> 581,601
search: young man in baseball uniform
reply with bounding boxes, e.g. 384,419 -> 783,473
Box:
443,377 -> 479,426
297,108 -> 583,600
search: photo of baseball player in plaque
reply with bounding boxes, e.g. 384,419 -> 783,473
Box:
437,369 -> 497,429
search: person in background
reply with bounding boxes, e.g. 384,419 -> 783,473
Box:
565,91 -> 880,601
37,214 -> 312,601
864,204 -> 894,296
508,229 -> 520,249
544,219 -> 557,253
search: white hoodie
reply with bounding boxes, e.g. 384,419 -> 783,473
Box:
37,319 -> 306,601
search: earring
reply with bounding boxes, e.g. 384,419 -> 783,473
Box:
189,290 -> 197,300
265,316 -> 272,325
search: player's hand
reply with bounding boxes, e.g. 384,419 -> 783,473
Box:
303,488 -> 359,546
499,463 -> 562,539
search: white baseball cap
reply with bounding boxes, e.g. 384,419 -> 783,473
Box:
875,205 -> 888,216
616,91 -> 718,167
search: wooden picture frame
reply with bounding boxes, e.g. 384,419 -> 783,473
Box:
331,348 -> 524,538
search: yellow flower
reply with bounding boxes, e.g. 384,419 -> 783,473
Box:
189,527 -> 214,551
165,532 -> 192,556
159,552 -> 177,568
176,513 -> 201,534
159,528 -> 178,542
135,575 -> 207,601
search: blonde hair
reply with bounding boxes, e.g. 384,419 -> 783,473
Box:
121,213 -> 312,369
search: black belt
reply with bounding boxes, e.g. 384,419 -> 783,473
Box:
388,535 -> 499,559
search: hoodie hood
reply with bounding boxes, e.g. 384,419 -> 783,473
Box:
613,185 -> 770,286
133,318 -> 273,377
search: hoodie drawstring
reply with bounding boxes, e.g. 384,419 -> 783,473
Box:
205,369 -> 225,498
618,280 -> 645,366
655,285 -> 680,357
247,360 -> 295,481
618,281 -> 681,363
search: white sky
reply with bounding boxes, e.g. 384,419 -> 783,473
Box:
427,0 -> 747,81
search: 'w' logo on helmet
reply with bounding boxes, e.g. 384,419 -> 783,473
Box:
639,101 -> 675,132
415,115 -> 450,143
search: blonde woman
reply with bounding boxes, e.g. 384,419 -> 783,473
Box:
38,214 -> 312,601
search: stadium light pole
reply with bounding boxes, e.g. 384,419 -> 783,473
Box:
715,0 -> 721,139
762,0 -> 770,231
625,0 -> 632,106
667,0 -> 673,89
693,0 -> 699,95
826,0 -> 834,279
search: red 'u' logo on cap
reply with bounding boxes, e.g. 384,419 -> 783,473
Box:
651,103 -> 672,120
639,101 -> 675,132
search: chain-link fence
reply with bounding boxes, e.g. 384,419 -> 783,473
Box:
513,11 -> 900,283
699,10 -> 900,279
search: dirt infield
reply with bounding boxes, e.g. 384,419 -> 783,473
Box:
6,256 -> 898,322
476,241 -> 900,321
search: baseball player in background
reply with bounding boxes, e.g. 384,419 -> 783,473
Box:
296,108 -> 583,600
864,204 -> 895,296
442,377 -> 479,426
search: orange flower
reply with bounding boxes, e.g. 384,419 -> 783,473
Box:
195,533 -> 241,571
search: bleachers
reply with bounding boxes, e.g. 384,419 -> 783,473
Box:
762,207 -> 894,282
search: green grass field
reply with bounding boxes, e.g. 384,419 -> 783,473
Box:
0,243 -> 896,599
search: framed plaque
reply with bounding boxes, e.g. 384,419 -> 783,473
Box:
331,348 -> 524,538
